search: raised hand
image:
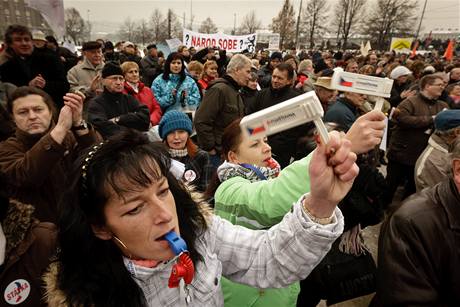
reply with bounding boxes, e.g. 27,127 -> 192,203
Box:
306,131 -> 359,218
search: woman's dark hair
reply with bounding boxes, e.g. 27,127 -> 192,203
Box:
204,119 -> 243,200
162,52 -> 186,82
8,86 -> 57,119
57,130 -> 208,306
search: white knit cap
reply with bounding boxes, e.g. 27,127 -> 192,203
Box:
390,66 -> 412,79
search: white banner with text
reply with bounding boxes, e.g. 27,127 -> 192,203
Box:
183,29 -> 257,53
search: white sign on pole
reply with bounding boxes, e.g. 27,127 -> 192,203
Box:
182,29 -> 257,53
166,38 -> 183,52
268,34 -> 280,50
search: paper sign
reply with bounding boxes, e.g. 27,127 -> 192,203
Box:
268,34 -> 280,50
183,29 -> 257,53
166,38 -> 183,52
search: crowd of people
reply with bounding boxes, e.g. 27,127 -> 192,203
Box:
0,23 -> 459,306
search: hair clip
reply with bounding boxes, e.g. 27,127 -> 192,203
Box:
81,141 -> 105,195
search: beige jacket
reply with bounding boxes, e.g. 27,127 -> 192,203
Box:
67,57 -> 104,96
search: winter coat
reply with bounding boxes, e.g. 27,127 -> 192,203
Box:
194,75 -> 245,152
414,133 -> 450,192
87,90 -> 150,139
140,55 -> 162,88
151,74 -> 201,113
247,86 -> 304,168
389,81 -> 412,108
0,127 -> 100,223
375,177 -> 460,306
240,87 -> 258,115
257,64 -> 273,88
214,155 -> 313,307
67,57 -> 104,97
387,93 -> 448,166
324,97 -> 361,132
0,200 -> 57,307
123,82 -> 162,126
0,82 -> 16,141
173,150 -> 214,192
43,194 -> 344,307
0,48 -> 69,109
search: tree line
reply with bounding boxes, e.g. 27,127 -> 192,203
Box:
64,0 -> 419,50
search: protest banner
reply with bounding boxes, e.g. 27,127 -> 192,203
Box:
268,34 -> 280,50
390,37 -> 413,52
182,29 -> 257,52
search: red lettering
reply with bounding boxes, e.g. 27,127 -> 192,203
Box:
191,37 -> 197,46
218,39 -> 223,49
201,38 -> 206,47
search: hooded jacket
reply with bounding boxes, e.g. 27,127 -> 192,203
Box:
151,74 -> 201,113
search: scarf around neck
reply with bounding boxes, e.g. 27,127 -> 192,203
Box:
169,148 -> 188,158
217,158 -> 281,183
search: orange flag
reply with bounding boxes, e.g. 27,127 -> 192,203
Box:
443,39 -> 455,61
410,40 -> 419,58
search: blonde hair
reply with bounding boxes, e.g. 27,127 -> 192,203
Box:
188,61 -> 204,75
202,60 -> 218,78
120,61 -> 139,75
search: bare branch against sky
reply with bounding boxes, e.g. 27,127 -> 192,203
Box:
65,0 -> 459,35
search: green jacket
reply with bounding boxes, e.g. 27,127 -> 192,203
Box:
214,154 -> 312,307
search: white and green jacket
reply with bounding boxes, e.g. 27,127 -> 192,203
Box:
214,154 -> 314,307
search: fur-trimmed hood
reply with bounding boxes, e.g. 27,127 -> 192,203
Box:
43,189 -> 213,306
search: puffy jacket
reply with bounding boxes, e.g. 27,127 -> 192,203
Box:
214,155 -> 312,307
151,74 -> 201,113
123,82 -> 162,126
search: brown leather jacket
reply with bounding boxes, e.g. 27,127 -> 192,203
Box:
0,127 -> 101,223
375,177 -> 460,306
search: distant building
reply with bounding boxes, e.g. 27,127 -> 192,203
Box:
0,0 -> 51,39
422,29 -> 460,40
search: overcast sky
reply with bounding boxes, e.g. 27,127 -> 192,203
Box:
64,0 -> 460,35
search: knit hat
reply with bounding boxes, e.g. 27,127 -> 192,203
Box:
101,62 -> 123,78
123,41 -> 135,49
390,66 -> 412,79
434,110 -> 460,131
146,43 -> 157,50
270,52 -> 283,61
158,111 -> 193,139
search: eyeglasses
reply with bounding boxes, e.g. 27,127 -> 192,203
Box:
430,83 -> 444,87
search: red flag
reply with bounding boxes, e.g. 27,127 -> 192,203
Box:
410,40 -> 419,58
443,39 -> 455,61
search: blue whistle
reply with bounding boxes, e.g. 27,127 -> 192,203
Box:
164,231 -> 188,255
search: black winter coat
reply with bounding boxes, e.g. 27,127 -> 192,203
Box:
87,90 -> 150,139
247,86 -> 304,168
0,49 -> 69,109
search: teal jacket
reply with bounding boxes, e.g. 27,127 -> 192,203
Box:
151,73 -> 201,113
214,154 -> 313,307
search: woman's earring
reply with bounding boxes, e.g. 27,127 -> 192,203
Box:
113,236 -> 133,259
